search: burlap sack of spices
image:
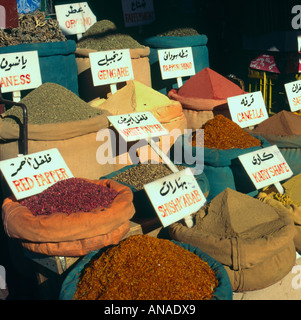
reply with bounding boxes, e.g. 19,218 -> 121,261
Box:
169,188 -> 296,292
97,80 -> 187,168
76,47 -> 151,102
1,179 -> 135,256
167,67 -> 246,129
249,110 -> 301,175
257,173 -> 301,254
0,83 -> 115,185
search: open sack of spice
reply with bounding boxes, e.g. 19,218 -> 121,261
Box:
101,162 -> 210,228
248,110 -> 301,176
75,20 -> 151,102
169,188 -> 296,292
0,83 -> 114,180
1,178 -> 135,256
169,114 -> 270,202
59,234 -> 233,300
257,173 -> 301,254
167,67 -> 246,129
95,80 -> 187,168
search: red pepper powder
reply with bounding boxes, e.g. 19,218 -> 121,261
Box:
177,67 -> 244,99
19,178 -> 119,216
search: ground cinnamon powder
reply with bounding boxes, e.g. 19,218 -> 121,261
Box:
192,114 -> 261,149
74,234 -> 218,300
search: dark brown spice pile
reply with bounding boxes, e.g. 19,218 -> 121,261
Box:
74,234 -> 218,300
192,114 -> 261,150
19,178 -> 118,216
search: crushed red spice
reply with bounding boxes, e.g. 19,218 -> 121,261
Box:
19,178 -> 118,216
74,234 -> 218,300
191,114 -> 261,150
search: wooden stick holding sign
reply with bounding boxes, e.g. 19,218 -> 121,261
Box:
89,49 -> 134,95
238,145 -> 293,195
158,47 -> 195,89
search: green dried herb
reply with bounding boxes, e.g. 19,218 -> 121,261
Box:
2,83 -> 102,124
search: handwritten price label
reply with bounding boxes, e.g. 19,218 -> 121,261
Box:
0,51 -> 41,93
158,47 -> 195,80
227,91 -> 269,128
89,49 -> 134,87
238,145 -> 293,190
107,111 -> 169,142
144,168 -> 206,227
0,148 -> 73,200
55,2 -> 96,35
284,80 -> 301,112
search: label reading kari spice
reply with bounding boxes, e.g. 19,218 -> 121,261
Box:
89,49 -> 134,87
227,91 -> 269,128
284,79 -> 301,112
0,148 -> 74,200
107,111 -> 169,142
238,145 -> 293,191
0,51 -> 42,93
144,168 -> 206,227
158,47 -> 195,80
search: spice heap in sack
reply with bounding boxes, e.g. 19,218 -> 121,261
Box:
252,110 -> 301,136
77,20 -> 146,51
110,163 -> 184,191
20,178 -> 118,216
191,114 -> 261,149
0,11 -> 66,46
2,179 -> 135,256
169,188 -> 296,291
1,82 -> 103,125
74,234 -> 218,300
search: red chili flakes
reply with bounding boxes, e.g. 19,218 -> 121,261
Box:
19,178 -> 118,216
74,234 -> 218,300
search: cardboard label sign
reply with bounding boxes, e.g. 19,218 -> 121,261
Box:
107,111 -> 169,142
227,91 -> 269,128
0,50 -> 42,93
238,145 -> 293,190
89,49 -> 134,87
55,2 -> 96,35
0,148 -> 73,200
284,79 -> 301,112
121,0 -> 155,27
144,168 -> 206,227
158,47 -> 195,80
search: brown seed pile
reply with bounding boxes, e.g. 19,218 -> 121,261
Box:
0,11 -> 66,47
192,114 -> 261,150
111,163 -> 184,191
20,178 -> 118,216
74,234 -> 218,300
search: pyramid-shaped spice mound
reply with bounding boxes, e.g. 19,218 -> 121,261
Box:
168,67 -> 245,111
